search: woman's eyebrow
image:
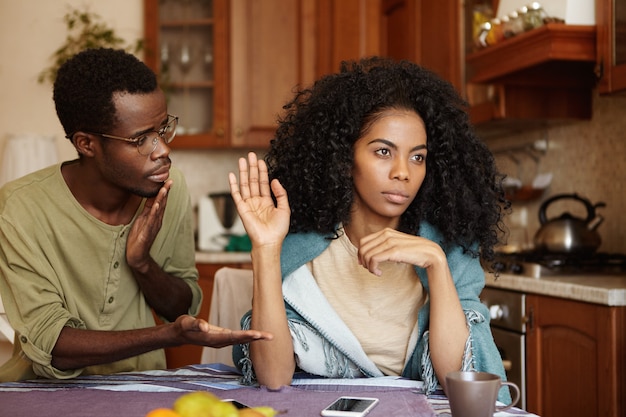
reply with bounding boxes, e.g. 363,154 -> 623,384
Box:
368,138 -> 397,148
368,138 -> 427,152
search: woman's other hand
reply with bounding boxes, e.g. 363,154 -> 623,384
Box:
358,228 -> 447,276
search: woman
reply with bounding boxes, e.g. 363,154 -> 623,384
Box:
228,57 -> 510,400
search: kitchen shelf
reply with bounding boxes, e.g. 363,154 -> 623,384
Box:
466,24 -> 597,136
160,18 -> 215,28
466,23 -> 597,85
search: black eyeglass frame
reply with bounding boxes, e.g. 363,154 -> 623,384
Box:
66,114 -> 179,156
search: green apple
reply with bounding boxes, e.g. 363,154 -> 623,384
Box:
250,406 -> 280,417
173,392 -> 238,417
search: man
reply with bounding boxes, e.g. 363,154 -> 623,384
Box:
0,48 -> 271,382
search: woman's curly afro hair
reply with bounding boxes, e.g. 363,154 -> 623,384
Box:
53,48 -> 158,139
265,56 -> 508,263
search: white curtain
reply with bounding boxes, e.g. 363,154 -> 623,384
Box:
0,133 -> 58,343
0,133 -> 58,186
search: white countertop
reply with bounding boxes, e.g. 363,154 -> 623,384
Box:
195,251 -> 251,264
485,271 -> 626,306
194,252 -> 626,306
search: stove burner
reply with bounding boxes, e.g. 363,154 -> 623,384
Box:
493,251 -> 626,277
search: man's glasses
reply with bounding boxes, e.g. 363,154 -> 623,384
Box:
83,115 -> 178,156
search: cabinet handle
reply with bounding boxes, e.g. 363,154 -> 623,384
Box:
594,60 -> 604,81
525,306 -> 534,331
235,127 -> 244,137
215,128 -> 224,137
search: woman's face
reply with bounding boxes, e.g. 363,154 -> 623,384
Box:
351,109 -> 427,226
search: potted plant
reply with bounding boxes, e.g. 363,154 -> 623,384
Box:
38,6 -> 143,84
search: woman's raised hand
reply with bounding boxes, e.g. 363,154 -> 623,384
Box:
229,152 -> 291,247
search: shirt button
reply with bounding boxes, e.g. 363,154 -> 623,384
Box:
113,261 -> 119,269
120,231 -> 125,237
20,335 -> 28,344
108,297 -> 114,304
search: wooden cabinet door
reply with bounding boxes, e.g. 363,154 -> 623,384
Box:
315,0 -> 381,77
526,294 -> 626,417
381,0 -> 462,92
596,0 -> 626,94
229,0 -> 317,148
143,0 -> 231,148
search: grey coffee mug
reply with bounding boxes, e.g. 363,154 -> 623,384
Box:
445,371 -> 520,417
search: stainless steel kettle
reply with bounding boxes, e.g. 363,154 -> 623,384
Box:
533,193 -> 605,254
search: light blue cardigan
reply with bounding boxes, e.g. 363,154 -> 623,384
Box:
233,222 -> 510,402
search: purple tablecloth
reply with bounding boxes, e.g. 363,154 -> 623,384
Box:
0,386 -> 432,417
0,364 -> 537,417
0,364 -> 433,417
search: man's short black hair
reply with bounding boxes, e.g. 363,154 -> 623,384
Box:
53,48 -> 158,139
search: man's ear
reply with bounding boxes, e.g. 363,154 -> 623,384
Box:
71,132 -> 97,157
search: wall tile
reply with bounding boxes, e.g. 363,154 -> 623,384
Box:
485,92 -> 626,254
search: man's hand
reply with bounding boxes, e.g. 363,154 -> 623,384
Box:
51,316 -> 273,371
127,179 -> 173,273
175,315 -> 273,348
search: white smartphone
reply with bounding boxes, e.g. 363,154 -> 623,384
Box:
320,396 -> 380,417
222,399 -> 249,409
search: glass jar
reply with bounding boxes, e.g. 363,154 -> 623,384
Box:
501,15 -> 514,39
486,18 -> 504,45
517,5 -> 529,31
524,2 -> 547,30
476,21 -> 494,48
508,11 -> 525,36
472,3 -> 494,49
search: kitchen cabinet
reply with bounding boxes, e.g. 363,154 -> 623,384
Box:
525,294 -> 626,417
229,0 -> 316,148
144,0 -> 606,145
376,0 -> 597,135
301,0 -> 458,83
315,0 -> 381,76
144,0 -> 316,149
143,0 -> 230,148
463,1 -> 597,137
596,0 -> 626,94
162,262 -> 251,369
379,0 -> 462,92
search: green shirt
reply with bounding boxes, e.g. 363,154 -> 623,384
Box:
0,162 -> 201,381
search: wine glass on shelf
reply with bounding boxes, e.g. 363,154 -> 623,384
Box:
160,42 -> 170,74
177,41 -> 194,77
176,40 -> 195,133
202,45 -> 213,79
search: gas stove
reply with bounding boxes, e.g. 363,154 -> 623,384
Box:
492,251 -> 626,278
